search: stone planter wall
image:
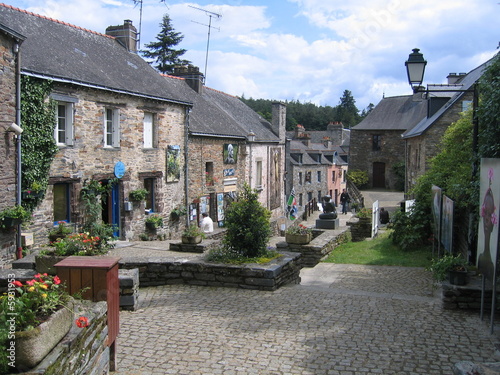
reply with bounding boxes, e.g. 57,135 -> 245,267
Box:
347,217 -> 372,241
441,275 -> 500,310
119,251 -> 302,291
14,301 -> 109,374
277,228 -> 350,267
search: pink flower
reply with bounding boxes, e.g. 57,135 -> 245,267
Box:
13,280 -> 23,287
53,276 -> 61,285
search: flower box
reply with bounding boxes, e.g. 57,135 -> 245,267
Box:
285,233 -> 312,245
15,306 -> 73,371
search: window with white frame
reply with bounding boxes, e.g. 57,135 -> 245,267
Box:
54,102 -> 74,146
104,108 -> 120,147
143,112 -> 155,148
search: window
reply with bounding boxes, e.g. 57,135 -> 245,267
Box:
332,170 -> 336,182
372,135 -> 382,151
307,192 -> 313,202
318,191 -> 322,202
55,102 -> 74,146
298,172 -> 303,185
104,108 -> 120,147
256,160 -> 262,188
205,162 -> 214,186
343,170 -> 347,182
317,171 -> 321,182
143,112 -> 156,148
144,178 -> 155,212
299,193 -> 303,206
305,171 -> 311,183
53,183 -> 70,223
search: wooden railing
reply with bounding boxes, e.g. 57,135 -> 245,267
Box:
303,198 -> 318,220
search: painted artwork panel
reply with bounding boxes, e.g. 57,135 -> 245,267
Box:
477,158 -> 500,283
441,195 -> 454,253
223,143 -> 238,164
431,185 -> 442,240
269,147 -> 282,210
166,145 -> 181,182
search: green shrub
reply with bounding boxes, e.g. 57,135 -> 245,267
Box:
347,169 -> 369,189
219,183 -> 272,259
428,254 -> 468,281
129,188 -> 148,202
389,202 -> 431,252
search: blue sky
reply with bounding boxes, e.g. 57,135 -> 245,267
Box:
4,0 -> 499,111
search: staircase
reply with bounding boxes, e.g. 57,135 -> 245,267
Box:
347,180 -> 364,208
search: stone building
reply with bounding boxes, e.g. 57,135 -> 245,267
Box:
402,63 -> 490,193
0,5 -> 193,247
0,22 -> 25,262
285,124 -> 348,213
168,66 -> 287,226
350,95 -> 426,190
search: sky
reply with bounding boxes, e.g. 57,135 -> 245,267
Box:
4,0 -> 499,111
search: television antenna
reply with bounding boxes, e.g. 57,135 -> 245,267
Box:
132,0 -> 169,50
189,5 -> 222,82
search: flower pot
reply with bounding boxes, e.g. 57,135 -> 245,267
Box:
2,217 -> 22,227
15,306 -> 73,371
146,222 -> 158,231
35,254 -> 67,275
448,269 -> 467,286
182,235 -> 202,244
285,233 -> 312,245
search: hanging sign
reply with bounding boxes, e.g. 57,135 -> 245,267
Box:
114,161 -> 126,179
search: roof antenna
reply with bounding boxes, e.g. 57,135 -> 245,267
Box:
189,5 -> 221,83
132,0 -> 169,50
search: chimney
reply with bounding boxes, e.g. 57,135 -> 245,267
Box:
171,65 -> 204,93
272,102 -> 287,144
327,121 -> 344,145
294,124 -> 305,139
446,72 -> 468,84
106,20 -> 137,53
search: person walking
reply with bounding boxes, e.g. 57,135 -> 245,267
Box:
340,189 -> 350,214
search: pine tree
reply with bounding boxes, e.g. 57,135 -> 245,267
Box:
337,89 -> 361,128
141,14 -> 190,74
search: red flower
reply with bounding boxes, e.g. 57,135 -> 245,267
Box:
26,279 -> 35,286
53,276 -> 61,285
75,316 -> 89,328
13,280 -> 23,287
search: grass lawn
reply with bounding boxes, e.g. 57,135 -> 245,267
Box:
323,230 -> 433,268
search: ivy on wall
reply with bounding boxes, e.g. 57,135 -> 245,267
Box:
20,76 -> 58,211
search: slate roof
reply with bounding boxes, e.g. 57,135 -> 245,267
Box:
402,59 -> 491,139
163,76 -> 280,142
0,3 -> 192,106
351,95 -> 427,131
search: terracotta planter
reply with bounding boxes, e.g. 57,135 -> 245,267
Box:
35,254 -> 67,275
15,306 -> 73,371
182,235 -> 202,244
285,233 -> 312,245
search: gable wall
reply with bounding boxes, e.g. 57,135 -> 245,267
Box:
350,129 -> 405,190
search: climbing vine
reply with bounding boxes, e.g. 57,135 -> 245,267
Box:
20,76 -> 58,211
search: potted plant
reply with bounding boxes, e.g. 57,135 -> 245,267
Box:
428,254 -> 468,285
129,188 -> 148,202
48,221 -> 74,242
285,224 -> 313,244
356,207 -> 372,220
0,205 -> 31,229
181,224 -> 205,244
22,181 -> 44,199
145,214 -> 163,230
351,202 -> 359,213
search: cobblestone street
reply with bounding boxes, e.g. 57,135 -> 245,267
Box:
113,264 -> 498,374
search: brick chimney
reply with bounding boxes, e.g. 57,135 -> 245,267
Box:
106,20 -> 137,53
171,65 -> 204,94
272,102 -> 287,144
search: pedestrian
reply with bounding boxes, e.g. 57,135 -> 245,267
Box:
200,212 -> 214,233
380,207 -> 390,224
340,189 -> 350,214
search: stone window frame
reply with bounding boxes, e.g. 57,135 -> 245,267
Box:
138,171 -> 163,213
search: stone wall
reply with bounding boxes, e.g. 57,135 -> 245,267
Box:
119,251 -> 302,291
16,301 -> 109,374
0,32 -> 19,263
23,83 -> 187,245
441,276 -> 500,311
349,129 -> 406,190
347,217 -> 372,242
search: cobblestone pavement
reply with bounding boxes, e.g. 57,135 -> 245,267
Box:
113,265 -> 498,375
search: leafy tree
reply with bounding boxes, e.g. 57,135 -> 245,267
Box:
337,90 -> 361,128
347,169 -> 369,189
478,52 -> 500,158
221,183 -> 271,258
141,14 -> 190,74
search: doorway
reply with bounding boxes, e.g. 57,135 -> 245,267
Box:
372,162 -> 386,188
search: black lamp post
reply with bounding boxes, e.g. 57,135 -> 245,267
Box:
405,48 -> 427,92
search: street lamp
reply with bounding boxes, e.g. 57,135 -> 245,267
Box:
405,48 -> 427,92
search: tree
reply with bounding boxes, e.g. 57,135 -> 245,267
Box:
478,52 -> 500,158
337,90 -> 361,128
141,14 -> 190,74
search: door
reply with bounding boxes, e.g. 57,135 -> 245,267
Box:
102,182 -> 120,237
372,162 -> 386,188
